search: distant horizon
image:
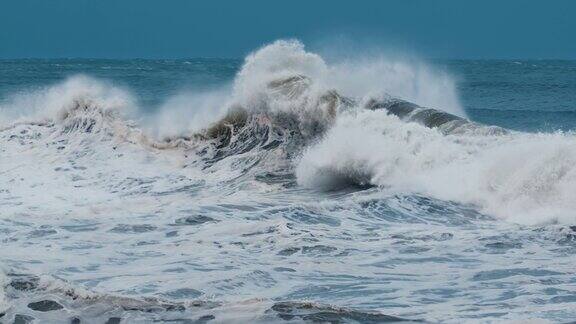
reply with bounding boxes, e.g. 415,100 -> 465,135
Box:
1,57 -> 575,61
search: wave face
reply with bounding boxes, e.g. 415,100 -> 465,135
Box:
1,41 -> 576,323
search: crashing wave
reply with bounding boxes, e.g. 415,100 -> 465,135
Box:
2,39 -> 576,225
153,70 -> 490,169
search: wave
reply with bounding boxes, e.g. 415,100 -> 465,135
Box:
296,110 -> 576,225
1,40 -> 575,225
0,75 -> 136,128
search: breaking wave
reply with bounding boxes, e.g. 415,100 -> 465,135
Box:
1,39 -> 575,228
296,110 -> 576,225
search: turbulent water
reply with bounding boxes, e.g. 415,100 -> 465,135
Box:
1,40 -> 576,323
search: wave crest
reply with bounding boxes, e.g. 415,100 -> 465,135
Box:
0,75 -> 135,127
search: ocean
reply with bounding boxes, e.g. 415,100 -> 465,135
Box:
1,40 -> 575,323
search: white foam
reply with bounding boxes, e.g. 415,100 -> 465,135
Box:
232,39 -> 463,120
2,40 -> 572,226
297,110 -> 576,225
0,75 -> 136,126
1,41 -> 576,322
144,87 -> 232,139
0,271 -> 9,314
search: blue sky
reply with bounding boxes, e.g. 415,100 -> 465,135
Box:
1,0 -> 574,59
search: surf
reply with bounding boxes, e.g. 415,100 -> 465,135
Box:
1,40 -> 576,226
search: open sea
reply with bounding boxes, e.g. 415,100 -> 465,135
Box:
1,40 -> 576,323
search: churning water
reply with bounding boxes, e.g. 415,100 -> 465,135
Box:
1,40 -> 576,323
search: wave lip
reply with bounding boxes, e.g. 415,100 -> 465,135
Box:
365,97 -> 508,136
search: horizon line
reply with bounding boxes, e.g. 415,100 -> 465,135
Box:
1,56 -> 575,61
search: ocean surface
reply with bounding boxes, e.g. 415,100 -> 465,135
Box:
1,40 -> 576,323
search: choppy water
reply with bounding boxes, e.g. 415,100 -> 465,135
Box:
1,40 -> 576,323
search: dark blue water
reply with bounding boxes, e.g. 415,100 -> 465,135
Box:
0,59 -> 240,110
2,59 -> 575,132
451,60 -> 576,131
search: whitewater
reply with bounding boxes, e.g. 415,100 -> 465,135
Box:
1,40 -> 576,323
